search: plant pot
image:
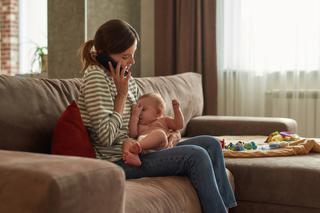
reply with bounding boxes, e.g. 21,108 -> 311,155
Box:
41,54 -> 48,73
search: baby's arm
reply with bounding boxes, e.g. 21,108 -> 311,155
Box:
165,99 -> 184,131
129,103 -> 142,138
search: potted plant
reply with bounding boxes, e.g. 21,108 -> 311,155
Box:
31,46 -> 48,73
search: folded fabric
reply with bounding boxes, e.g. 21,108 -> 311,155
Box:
224,139 -> 320,158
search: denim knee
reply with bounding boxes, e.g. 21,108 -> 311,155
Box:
185,145 -> 212,166
208,136 -> 221,147
195,135 -> 222,150
199,136 -> 224,159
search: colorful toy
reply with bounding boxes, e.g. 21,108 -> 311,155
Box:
243,141 -> 258,150
226,141 -> 257,151
265,131 -> 300,143
219,139 -> 225,149
225,143 -> 234,151
269,141 -> 289,149
229,142 -> 245,151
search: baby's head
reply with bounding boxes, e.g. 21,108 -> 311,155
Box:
137,93 -> 165,124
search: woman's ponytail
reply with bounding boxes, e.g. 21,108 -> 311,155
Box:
79,39 -> 97,71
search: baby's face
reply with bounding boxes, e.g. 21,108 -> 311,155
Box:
138,97 -> 160,125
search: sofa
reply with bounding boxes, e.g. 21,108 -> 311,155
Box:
0,72 -> 297,213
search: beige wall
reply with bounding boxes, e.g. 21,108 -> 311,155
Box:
140,0 -> 155,77
48,0 -> 154,79
48,0 -> 85,79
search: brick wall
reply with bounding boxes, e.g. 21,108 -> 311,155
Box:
0,0 -> 19,75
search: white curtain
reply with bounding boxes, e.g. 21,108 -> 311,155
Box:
217,0 -> 320,137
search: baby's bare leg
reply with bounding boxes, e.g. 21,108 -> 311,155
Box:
122,139 -> 141,167
133,129 -> 168,152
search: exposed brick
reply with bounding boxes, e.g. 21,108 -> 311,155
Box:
0,0 -> 19,75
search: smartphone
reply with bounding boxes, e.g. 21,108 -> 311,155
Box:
95,53 -> 128,76
95,53 -> 117,71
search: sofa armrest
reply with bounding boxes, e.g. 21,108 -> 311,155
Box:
186,115 -> 297,137
0,150 -> 125,213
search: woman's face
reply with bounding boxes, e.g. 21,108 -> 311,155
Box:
110,40 -> 137,69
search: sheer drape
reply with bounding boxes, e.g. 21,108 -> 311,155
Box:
217,0 -> 320,137
155,0 -> 218,114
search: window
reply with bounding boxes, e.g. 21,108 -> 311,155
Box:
220,0 -> 320,73
19,0 -> 47,74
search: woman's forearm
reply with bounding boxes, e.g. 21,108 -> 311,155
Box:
114,95 -> 127,115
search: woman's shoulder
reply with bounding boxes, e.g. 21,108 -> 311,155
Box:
84,65 -> 104,74
83,65 -> 107,79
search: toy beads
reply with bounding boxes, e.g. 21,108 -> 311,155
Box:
226,141 -> 257,151
244,141 -> 258,150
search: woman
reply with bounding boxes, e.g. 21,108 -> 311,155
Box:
78,19 -> 237,213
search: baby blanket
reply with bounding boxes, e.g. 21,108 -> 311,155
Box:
223,139 -> 320,158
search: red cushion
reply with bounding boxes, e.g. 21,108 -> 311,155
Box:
52,101 -> 95,158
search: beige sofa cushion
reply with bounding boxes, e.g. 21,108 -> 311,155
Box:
125,169 -> 235,213
0,76 -> 81,153
226,154 -> 320,210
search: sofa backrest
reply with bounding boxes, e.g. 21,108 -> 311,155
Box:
0,76 -> 82,153
0,72 -> 203,154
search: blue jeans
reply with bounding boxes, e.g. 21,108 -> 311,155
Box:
114,135 -> 237,213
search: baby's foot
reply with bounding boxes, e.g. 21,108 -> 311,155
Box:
123,152 -> 141,167
129,142 -> 142,154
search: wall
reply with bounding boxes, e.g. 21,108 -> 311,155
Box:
140,0 -> 154,77
48,0 -> 85,79
0,0 -> 19,75
48,0 -> 155,78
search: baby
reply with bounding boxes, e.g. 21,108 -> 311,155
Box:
122,93 -> 184,167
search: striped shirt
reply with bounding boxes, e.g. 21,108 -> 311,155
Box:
77,65 -> 140,162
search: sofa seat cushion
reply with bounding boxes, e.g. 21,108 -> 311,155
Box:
225,154 -> 320,210
125,169 -> 235,213
126,177 -> 201,213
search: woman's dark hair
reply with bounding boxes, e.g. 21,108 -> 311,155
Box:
80,19 -> 140,71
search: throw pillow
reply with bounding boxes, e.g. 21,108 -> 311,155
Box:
52,101 -> 95,158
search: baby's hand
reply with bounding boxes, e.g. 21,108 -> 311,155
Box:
172,99 -> 180,109
131,103 -> 142,117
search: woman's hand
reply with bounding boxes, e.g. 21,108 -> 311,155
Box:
109,61 -> 132,98
109,61 -> 132,115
